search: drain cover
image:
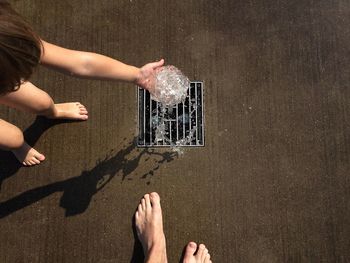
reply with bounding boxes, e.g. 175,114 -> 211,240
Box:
138,81 -> 204,147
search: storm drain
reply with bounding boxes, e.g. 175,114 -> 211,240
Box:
138,81 -> 204,147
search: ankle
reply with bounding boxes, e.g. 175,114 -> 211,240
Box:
39,108 -> 57,118
145,238 -> 167,262
145,244 -> 167,263
9,141 -> 26,152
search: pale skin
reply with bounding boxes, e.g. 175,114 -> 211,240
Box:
0,40 -> 164,166
136,192 -> 212,263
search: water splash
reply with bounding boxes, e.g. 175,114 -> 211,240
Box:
151,65 -> 190,107
149,65 -> 197,152
154,103 -> 197,153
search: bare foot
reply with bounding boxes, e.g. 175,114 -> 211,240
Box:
135,192 -> 167,263
183,242 -> 212,263
12,142 -> 45,166
49,102 -> 88,120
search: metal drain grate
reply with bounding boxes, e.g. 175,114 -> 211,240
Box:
138,81 -> 204,147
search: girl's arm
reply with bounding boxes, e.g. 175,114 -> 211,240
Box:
40,40 -> 164,90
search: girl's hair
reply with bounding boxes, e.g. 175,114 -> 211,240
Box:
0,1 -> 42,94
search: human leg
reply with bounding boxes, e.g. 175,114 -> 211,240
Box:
0,81 -> 87,165
135,192 -> 167,263
0,81 -> 88,120
0,119 -> 45,166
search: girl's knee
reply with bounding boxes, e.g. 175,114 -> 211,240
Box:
11,127 -> 24,149
34,95 -> 54,115
0,124 -> 24,150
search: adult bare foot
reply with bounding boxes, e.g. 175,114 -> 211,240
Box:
183,242 -> 212,263
12,142 -> 45,166
135,192 -> 167,263
49,102 -> 88,120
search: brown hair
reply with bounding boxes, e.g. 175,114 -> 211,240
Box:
0,1 -> 42,94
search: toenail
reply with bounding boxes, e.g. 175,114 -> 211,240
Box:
189,242 -> 196,248
151,192 -> 159,198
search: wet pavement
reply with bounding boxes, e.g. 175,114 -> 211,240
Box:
0,0 -> 349,262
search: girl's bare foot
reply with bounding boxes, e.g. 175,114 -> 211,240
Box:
49,102 -> 88,120
183,242 -> 212,263
135,192 -> 168,263
12,142 -> 45,166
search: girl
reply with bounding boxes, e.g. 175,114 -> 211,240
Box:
0,1 -> 163,166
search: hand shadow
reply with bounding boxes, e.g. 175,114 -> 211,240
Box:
0,116 -> 71,191
0,137 -> 178,218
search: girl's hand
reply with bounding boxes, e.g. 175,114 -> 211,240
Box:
135,59 -> 164,92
